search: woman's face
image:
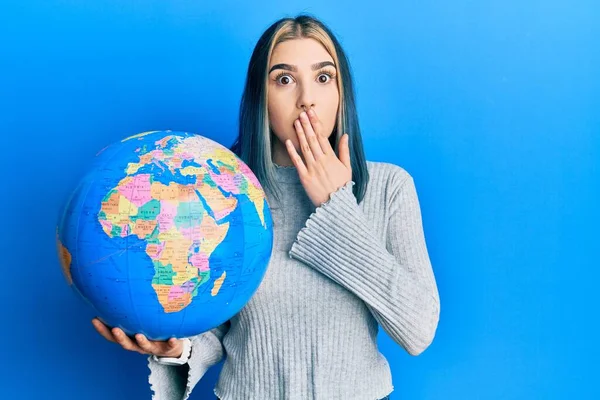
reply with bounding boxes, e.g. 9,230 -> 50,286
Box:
267,38 -> 340,164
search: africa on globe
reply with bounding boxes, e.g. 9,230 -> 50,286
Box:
56,130 -> 274,340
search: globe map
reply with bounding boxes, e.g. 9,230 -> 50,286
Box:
56,131 -> 273,340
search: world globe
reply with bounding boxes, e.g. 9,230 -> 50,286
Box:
56,130 -> 274,340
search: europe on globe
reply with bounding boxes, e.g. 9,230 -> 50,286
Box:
56,130 -> 273,340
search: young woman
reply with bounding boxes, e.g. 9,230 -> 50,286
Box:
92,14 -> 440,400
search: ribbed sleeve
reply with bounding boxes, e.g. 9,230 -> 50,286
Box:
148,321 -> 230,400
288,169 -> 440,356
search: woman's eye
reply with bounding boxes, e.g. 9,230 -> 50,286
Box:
318,73 -> 332,83
277,75 -> 293,85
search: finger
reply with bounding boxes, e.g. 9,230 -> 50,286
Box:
338,133 -> 352,170
316,131 -> 334,157
308,109 -> 333,156
135,334 -> 158,354
91,318 -> 117,343
286,139 -> 309,176
112,327 -> 146,354
294,118 -> 316,167
299,112 -> 325,159
307,108 -> 324,137
164,338 -> 181,356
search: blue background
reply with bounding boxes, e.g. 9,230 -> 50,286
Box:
1,1 -> 597,399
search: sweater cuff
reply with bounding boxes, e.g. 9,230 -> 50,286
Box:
182,332 -> 225,400
148,356 -> 188,400
148,331 -> 225,400
288,179 -> 360,264
288,179 -> 398,300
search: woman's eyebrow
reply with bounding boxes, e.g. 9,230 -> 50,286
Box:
269,61 -> 336,73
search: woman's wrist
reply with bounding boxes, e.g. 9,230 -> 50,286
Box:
153,338 -> 192,365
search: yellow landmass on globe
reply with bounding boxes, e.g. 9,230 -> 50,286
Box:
99,190 -> 138,233
210,148 -> 268,228
197,211 -> 230,256
211,271 -> 227,296
132,219 -> 157,238
56,231 -> 73,285
152,284 -> 193,313
245,182 -> 267,228
196,179 -> 238,220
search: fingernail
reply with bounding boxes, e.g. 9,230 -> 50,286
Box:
308,109 -> 315,116
300,112 -> 307,120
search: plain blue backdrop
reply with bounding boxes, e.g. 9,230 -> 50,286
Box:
1,1 -> 598,399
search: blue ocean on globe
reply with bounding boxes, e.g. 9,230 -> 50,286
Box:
56,130 -> 273,340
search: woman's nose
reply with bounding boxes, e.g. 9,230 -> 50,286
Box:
298,86 -> 315,111
300,103 -> 315,113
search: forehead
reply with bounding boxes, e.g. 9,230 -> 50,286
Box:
269,38 -> 333,67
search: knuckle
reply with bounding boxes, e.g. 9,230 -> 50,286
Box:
140,342 -> 153,352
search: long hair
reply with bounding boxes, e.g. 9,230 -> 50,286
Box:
229,14 -> 369,205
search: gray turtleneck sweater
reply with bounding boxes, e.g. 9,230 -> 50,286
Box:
147,160 -> 440,400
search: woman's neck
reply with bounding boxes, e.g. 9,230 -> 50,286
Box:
271,138 -> 294,167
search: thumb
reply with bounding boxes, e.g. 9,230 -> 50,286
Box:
338,133 -> 351,170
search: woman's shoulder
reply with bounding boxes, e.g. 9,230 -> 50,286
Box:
361,160 -> 415,207
365,160 -> 413,189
